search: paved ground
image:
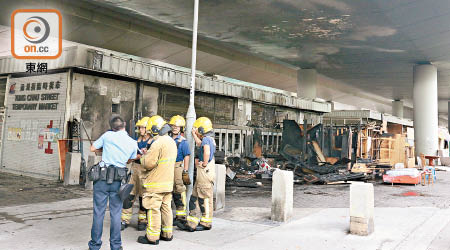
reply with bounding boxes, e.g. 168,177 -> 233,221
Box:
227,170 -> 450,209
2,171 -> 449,209
1,199 -> 450,250
1,171 -> 450,249
0,172 -> 87,206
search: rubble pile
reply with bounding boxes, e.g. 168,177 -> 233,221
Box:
222,119 -> 375,187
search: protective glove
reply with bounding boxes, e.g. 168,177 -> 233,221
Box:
122,194 -> 135,209
182,170 -> 191,185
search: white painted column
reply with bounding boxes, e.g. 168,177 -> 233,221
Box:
271,169 -> 293,222
392,100 -> 404,118
297,69 -> 317,99
350,183 -> 374,236
64,152 -> 82,186
413,64 -> 438,156
214,164 -> 226,211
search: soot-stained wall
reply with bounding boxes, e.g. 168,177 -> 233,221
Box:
158,86 -> 235,125
71,73 -> 137,141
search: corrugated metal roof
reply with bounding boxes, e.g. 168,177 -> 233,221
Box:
323,110 -> 381,120
323,110 -> 413,126
0,46 -> 330,113
383,114 -> 413,127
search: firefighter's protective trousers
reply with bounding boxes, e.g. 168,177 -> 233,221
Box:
173,161 -> 187,220
186,159 -> 215,229
143,192 -> 173,240
121,162 -> 146,224
140,135 -> 177,241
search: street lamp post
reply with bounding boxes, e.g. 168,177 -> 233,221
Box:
185,0 -> 199,209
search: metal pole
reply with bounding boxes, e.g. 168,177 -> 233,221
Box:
185,0 -> 199,210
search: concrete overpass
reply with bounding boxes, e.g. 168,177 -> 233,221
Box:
0,0 -> 449,155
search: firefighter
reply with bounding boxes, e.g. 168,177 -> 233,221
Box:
121,117 -> 150,231
182,117 -> 216,232
138,115 -> 177,245
168,115 -> 191,227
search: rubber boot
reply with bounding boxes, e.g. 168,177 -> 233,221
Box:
121,221 -> 128,231
173,218 -> 186,229
160,235 -> 173,241
137,236 -> 159,245
137,222 -> 146,231
196,224 -> 211,231
176,221 -> 195,232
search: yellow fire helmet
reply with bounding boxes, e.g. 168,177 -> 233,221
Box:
168,115 -> 186,127
135,116 -> 150,128
193,117 -> 213,135
146,115 -> 167,135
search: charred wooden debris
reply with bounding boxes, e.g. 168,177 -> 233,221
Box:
222,119 -> 412,186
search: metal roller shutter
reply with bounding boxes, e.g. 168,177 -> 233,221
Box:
2,72 -> 67,180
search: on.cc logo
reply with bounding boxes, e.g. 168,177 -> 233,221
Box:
11,9 -> 62,59
23,16 -> 50,44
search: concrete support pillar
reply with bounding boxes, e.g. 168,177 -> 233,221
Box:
297,69 -> 317,99
64,152 -> 82,186
413,64 -> 438,156
214,164 -> 226,211
392,100 -> 404,118
271,169 -> 293,222
350,182 -> 374,236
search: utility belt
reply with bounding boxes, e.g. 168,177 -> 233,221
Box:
88,162 -> 128,184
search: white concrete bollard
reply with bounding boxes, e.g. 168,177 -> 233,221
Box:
271,169 -> 293,222
350,182 -> 374,236
85,155 -> 102,190
64,152 -> 82,186
214,164 -> 226,211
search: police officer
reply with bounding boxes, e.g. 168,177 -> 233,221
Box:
183,117 -> 216,232
121,117 -> 150,231
88,116 -> 138,250
168,115 -> 191,227
138,115 -> 177,245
